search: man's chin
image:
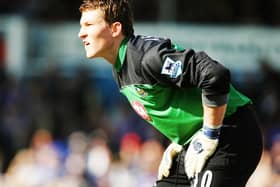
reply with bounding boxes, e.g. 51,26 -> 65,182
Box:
86,53 -> 95,59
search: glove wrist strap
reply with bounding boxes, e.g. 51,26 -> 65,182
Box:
202,124 -> 222,139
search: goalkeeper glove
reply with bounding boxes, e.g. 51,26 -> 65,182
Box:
158,142 -> 183,180
184,124 -> 222,178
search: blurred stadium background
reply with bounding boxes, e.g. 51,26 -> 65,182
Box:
0,0 -> 280,186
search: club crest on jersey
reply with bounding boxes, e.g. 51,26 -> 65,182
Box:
131,101 -> 152,122
135,87 -> 148,98
161,57 -> 182,78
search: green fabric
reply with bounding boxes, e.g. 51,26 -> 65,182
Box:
172,43 -> 185,51
120,84 -> 251,145
115,37 -> 129,72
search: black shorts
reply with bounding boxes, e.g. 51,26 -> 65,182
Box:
155,105 -> 263,187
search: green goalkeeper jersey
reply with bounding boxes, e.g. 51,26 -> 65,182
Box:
113,35 -> 251,145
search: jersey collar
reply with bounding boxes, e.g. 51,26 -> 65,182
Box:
115,37 -> 129,72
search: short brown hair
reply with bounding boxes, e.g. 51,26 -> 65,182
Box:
79,0 -> 134,37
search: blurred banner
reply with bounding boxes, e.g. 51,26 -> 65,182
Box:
0,16 -> 27,78
30,23 -> 280,73
1,15 -> 280,77
134,24 -> 280,71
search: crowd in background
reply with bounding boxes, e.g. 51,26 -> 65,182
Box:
0,58 -> 280,187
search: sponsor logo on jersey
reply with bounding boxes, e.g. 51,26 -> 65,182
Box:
131,100 -> 152,122
161,57 -> 182,78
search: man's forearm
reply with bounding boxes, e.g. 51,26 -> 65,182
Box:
203,104 -> 227,128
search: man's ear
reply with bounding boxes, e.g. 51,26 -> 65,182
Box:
111,22 -> 123,37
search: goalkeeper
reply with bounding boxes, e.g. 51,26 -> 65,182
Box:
78,0 -> 263,186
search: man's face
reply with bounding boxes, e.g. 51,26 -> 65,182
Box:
78,9 -> 114,59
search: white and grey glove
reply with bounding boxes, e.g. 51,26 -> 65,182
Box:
184,125 -> 222,178
158,142 -> 183,180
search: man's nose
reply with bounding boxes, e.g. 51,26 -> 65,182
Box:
78,28 -> 86,39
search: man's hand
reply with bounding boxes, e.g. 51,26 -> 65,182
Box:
184,125 -> 221,178
158,142 -> 183,180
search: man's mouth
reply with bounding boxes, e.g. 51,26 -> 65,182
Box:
83,41 -> 90,46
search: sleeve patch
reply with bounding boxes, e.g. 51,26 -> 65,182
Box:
161,57 -> 182,78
